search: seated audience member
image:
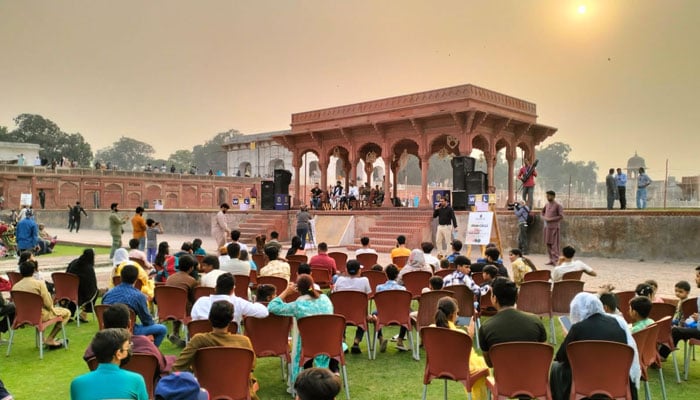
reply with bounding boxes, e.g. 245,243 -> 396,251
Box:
128,238 -> 153,271
634,283 -> 654,300
550,292 -> 638,400
443,256 -> 488,298
354,236 -> 377,256
672,280 -> 691,325
264,231 -> 282,253
390,235 -> 411,263
154,241 -> 176,283
661,266 -> 700,359
13,260 -> 71,348
0,378 -> 11,400
371,264 -> 384,272
397,249 -> 433,285
422,276 -> 444,294
294,367 -> 341,400
200,255 -> 227,288
66,248 -> 99,321
84,303 -> 175,376
644,279 -> 665,303
37,223 -> 57,254
286,236 -> 306,258
298,263 -> 321,290
508,248 -> 534,286
190,273 -> 268,325
308,242 -> 338,276
471,247 -> 508,277
154,371 -> 209,400
0,295 -> 15,335
19,251 -> 54,294
374,264 -> 410,353
551,245 -> 597,281
431,296 -> 488,399
599,292 -> 622,315
475,243 -> 504,264
228,230 -> 249,253
221,243 -> 250,276
191,238 -> 206,256
173,301 -> 259,400
255,284 -> 277,303
173,242 -> 193,271
445,240 -> 462,264
478,278 -> 547,366
259,245 -> 291,281
71,328 -> 148,400
481,265 -> 498,287
421,242 -> 440,272
240,249 -> 257,271
598,293 -> 642,388
332,260 -> 371,354
629,296 -> 654,333
102,264 -> 168,347
165,254 -> 200,347
113,257 -> 155,301
438,258 -> 451,271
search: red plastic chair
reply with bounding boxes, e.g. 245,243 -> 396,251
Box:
297,314 -> 350,399
356,253 -> 378,269
447,285 -> 477,321
193,286 -> 215,302
6,271 -> 22,287
402,271 -> 433,299
328,252 -> 349,274
420,326 -> 489,400
517,281 -> 554,344
471,272 -> 485,286
194,346 -> 256,400
52,272 -> 89,326
561,270 -> 584,280
616,291 -> 637,323
648,302 -> 675,322
310,268 -> 333,289
680,297 -> 699,380
412,290 -> 454,360
85,353 -> 159,398
6,290 -> 68,359
636,322 -> 668,399
478,287 -> 497,317
393,255 -> 409,269
486,342 -> 554,400
244,314 -> 293,381
523,270 -> 551,282
248,269 -> 258,289
287,254 -> 308,264
187,319 -> 239,339
287,260 -> 301,283
567,340 -> 634,400
361,270 -> 387,299
233,274 -> 251,300
251,253 -> 267,271
551,280 -> 584,344
154,285 -> 191,339
654,316 -> 681,383
256,276 -> 288,297
372,290 -> 415,360
94,304 -> 136,332
112,275 -> 122,287
330,291 -> 373,359
434,269 -> 454,279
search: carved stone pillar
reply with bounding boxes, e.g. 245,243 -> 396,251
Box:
420,155 -> 430,208
382,157 -> 392,207
485,151 -> 496,190
292,155 -> 301,207
506,150 -> 516,204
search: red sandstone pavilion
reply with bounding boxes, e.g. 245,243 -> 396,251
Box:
276,83 -> 557,207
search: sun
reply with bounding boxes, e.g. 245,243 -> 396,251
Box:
577,5 -> 587,14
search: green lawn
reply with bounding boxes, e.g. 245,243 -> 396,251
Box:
43,244 -> 110,257
1,307 -> 699,399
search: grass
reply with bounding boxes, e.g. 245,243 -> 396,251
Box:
1,304 -> 700,399
41,244 -> 110,258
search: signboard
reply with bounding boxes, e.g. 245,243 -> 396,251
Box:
465,212 -> 494,245
432,190 -> 451,208
232,198 -> 240,206
20,193 -> 32,206
274,194 -> 290,210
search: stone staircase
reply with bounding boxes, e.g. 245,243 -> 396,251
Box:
347,210 -> 433,253
235,212 -> 290,244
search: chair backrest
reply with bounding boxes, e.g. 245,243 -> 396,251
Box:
94,304 -> 136,332
296,314 -> 346,366
9,290 -> 43,329
489,342 -> 554,399
360,270 -> 387,297
51,272 -> 80,304
434,269 -> 454,279
187,319 -> 239,339
567,340 -> 634,400
111,275 -> 122,286
392,255 -> 409,269
129,257 -> 146,270
154,285 -> 189,321
478,287 -> 497,316
122,353 -> 160,399
680,296 -> 699,320
134,279 -> 143,291
551,280 -> 585,315
193,286 -> 215,301
310,268 -> 333,289
7,271 -> 22,287
420,327 -> 474,387
329,291 -> 370,331
328,252 -> 348,274
616,291 -> 636,323
287,260 -> 300,283
415,290 -> 455,331
256,276 -> 287,296
356,253 -> 378,268
523,270 -> 551,282
633,323 -> 661,378
248,269 -> 258,287
648,302 -> 675,322
402,271 -> 433,299
194,346 -> 255,400
447,285 -> 476,318
252,253 -> 267,270
287,254 -> 308,264
471,272 -> 485,286
373,290 -> 413,329
561,270 -> 584,280
244,314 -> 293,359
517,281 -> 553,317
653,316 -> 674,350
233,274 -> 250,299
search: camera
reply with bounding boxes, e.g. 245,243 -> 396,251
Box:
507,202 -> 518,211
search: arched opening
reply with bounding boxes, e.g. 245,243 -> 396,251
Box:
269,159 -> 285,177
238,162 -> 252,177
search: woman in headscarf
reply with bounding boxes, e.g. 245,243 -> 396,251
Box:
397,248 -> 433,285
66,248 -> 98,321
550,292 -> 639,400
111,247 -> 155,301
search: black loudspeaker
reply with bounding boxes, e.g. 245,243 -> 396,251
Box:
274,169 -> 292,195
465,171 -> 488,195
261,181 -> 275,210
452,191 -> 467,211
451,156 -> 476,191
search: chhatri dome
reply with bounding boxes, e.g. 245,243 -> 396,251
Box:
627,151 -> 646,170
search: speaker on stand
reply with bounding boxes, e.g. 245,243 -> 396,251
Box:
261,181 -> 275,210
451,156 -> 476,191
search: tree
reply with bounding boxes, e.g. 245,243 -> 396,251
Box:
192,129 -> 241,173
167,150 -> 194,173
536,142 -> 598,193
95,137 -> 155,171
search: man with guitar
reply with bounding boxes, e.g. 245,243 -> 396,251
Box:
517,159 -> 538,209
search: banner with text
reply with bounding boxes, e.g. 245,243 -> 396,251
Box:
465,212 -> 494,245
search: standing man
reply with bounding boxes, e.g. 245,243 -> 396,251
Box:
636,167 -> 652,209
16,212 -> 40,253
517,159 -> 537,210
433,197 -> 457,255
109,203 -> 128,259
616,168 -> 627,209
38,189 -> 46,209
296,205 -> 313,250
541,190 -> 564,266
212,203 -> 230,250
70,201 -> 88,233
249,185 -> 257,210
514,201 -> 530,255
131,207 -> 147,251
310,183 -> 322,210
605,168 -> 617,210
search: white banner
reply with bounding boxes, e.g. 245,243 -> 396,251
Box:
465,212 -> 493,245
20,193 -> 32,206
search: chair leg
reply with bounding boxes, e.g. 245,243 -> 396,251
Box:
659,366 -> 667,400
444,380 -> 448,400
643,380 -> 650,400
364,329 -> 372,361
422,384 -> 428,400
549,317 -> 556,345
5,328 -> 14,356
685,341 -> 690,380
62,323 -> 68,350
671,351 -> 681,383
341,364 -> 350,399
407,330 -> 417,361
414,327 -> 420,361
39,330 -> 44,360
372,330 -> 378,360
279,356 -> 286,381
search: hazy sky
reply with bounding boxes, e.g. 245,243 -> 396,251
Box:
1,1 -> 698,180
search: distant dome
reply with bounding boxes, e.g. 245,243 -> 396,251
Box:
627,152 -> 646,169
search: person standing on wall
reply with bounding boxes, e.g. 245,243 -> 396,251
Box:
541,190 -> 564,266
109,203 -> 128,259
514,200 -> 530,255
131,207 -> 147,251
70,201 -> 88,233
249,185 -> 257,209
296,205 -> 313,250
433,197 -> 457,255
517,159 -> 537,210
636,167 -> 652,209
605,168 -> 617,210
616,168 -> 627,209
38,189 -> 46,209
310,183 -> 322,210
